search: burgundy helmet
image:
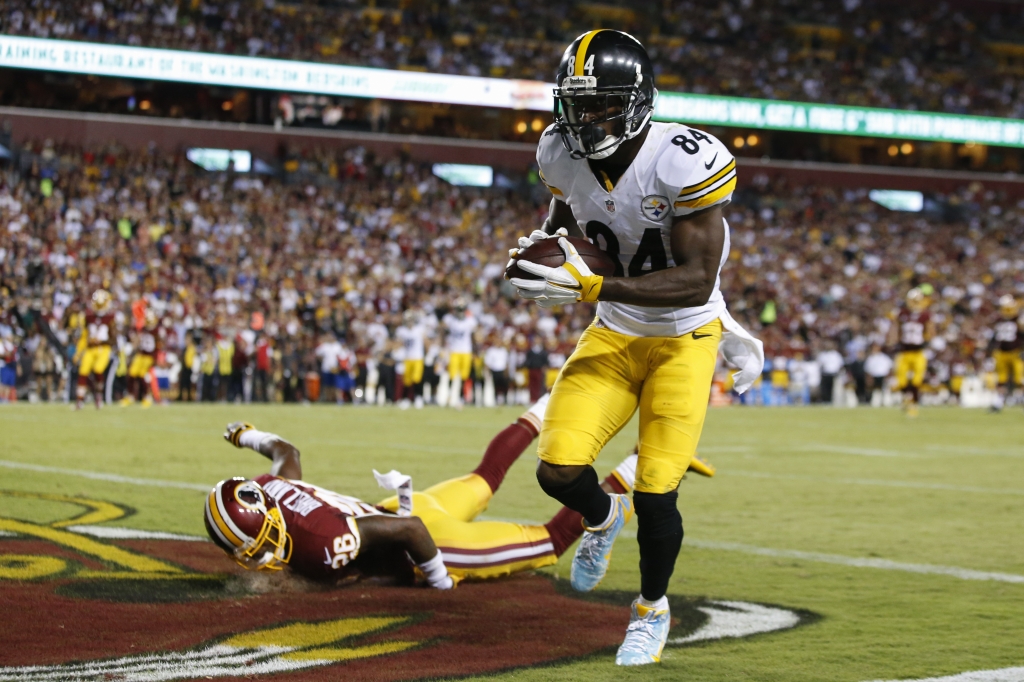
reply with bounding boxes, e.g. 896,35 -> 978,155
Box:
204,477 -> 291,571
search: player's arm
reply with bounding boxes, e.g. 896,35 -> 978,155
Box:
598,205 -> 726,308
223,422 -> 302,479
355,515 -> 454,589
543,197 -> 583,239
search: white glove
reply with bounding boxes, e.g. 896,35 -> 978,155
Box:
506,227 -> 568,268
509,237 -> 603,308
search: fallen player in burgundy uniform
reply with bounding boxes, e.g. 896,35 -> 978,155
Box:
204,397 -> 715,588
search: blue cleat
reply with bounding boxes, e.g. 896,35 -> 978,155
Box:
616,599 -> 671,666
570,493 -> 633,592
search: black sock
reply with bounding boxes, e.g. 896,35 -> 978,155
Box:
634,490 -> 684,602
537,466 -> 612,528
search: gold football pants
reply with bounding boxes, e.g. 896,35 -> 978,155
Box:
377,473 -> 555,580
994,350 -> 1024,387
128,353 -> 155,379
78,345 -> 112,377
894,350 -> 927,389
448,353 -> 472,381
538,319 -> 722,494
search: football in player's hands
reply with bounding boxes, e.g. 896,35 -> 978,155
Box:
505,236 -> 618,280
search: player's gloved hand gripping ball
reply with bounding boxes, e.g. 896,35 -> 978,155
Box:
506,231 -> 617,308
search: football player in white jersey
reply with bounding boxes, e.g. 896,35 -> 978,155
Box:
442,298 -> 477,408
508,30 -> 762,666
396,309 -> 427,409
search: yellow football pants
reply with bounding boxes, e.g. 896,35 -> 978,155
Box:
377,473 -> 555,580
994,350 -> 1024,387
404,359 -> 424,385
538,319 -> 722,494
448,353 -> 472,381
78,345 -> 112,377
895,350 -> 927,389
128,353 -> 155,379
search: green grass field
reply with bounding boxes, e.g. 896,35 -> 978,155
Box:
2,403 -> 1023,681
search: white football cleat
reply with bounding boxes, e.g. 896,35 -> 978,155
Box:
616,598 -> 671,666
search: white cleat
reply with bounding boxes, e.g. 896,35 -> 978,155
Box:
616,599 -> 671,666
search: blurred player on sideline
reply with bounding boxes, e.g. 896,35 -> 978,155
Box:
74,290 -> 115,410
990,294 -> 1023,412
121,310 -> 163,408
206,397 -> 720,587
443,299 -> 476,408
891,288 -> 934,417
396,309 -> 426,409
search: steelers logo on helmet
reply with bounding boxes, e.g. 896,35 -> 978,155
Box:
553,30 -> 657,160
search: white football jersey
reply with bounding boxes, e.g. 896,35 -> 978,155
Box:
537,121 -> 735,337
443,314 -> 477,354
396,323 -> 425,361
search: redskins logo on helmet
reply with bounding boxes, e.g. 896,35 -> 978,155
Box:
999,294 -> 1020,319
906,287 -> 929,312
552,29 -> 657,160
204,478 -> 292,571
91,289 -> 112,314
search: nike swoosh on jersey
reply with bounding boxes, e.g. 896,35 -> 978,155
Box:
704,153 -> 718,170
692,332 -> 713,339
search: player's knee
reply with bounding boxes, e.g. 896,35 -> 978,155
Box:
633,490 -> 683,540
536,461 -> 591,494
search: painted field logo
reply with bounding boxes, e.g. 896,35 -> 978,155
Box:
0,491 -> 819,681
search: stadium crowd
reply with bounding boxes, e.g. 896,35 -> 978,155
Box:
0,138 -> 1022,408
3,0 -> 1024,118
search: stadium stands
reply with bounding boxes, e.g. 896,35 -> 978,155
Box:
0,140 -> 1020,406
2,0 -> 1023,117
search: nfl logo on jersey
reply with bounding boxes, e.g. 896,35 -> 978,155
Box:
605,199 -> 616,213
642,195 -> 670,221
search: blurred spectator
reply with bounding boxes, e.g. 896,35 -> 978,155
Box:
4,0 -> 1024,119
865,344 -> 894,398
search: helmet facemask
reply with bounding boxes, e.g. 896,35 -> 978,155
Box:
553,66 -> 656,160
234,505 -> 291,572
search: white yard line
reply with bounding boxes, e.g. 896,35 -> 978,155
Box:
0,460 -> 210,492
479,514 -> 1024,584
724,470 -> 1024,496
683,539 -> 1024,584
65,525 -> 205,541
864,666 -> 1024,681
5,461 -> 1022,585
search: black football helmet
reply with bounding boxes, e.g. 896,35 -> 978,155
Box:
553,30 -> 657,160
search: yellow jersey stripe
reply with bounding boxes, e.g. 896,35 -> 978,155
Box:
574,30 -> 605,76
678,159 -> 736,195
675,177 -> 736,209
599,170 -> 615,192
676,168 -> 736,202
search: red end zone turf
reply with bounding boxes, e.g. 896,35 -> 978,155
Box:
0,539 -> 631,679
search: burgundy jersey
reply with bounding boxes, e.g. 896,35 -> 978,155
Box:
253,474 -> 385,581
994,317 -> 1023,352
85,313 -> 115,346
898,309 -> 929,352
